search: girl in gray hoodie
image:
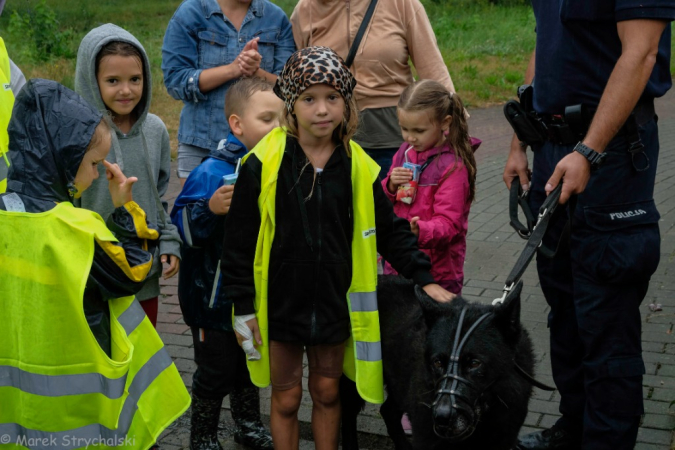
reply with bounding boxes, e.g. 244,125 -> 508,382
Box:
75,23 -> 182,326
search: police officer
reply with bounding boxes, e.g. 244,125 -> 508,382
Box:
503,2 -> 674,449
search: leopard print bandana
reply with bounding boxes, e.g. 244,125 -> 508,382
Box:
274,46 -> 357,113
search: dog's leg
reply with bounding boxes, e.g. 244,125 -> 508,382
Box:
339,375 -> 362,450
380,397 -> 413,450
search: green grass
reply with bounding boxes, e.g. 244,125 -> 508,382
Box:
0,0 -> 535,155
274,0 -> 537,107
5,0 -> 670,151
1,0 -> 187,155
0,0 -> 535,110
425,0 -> 536,106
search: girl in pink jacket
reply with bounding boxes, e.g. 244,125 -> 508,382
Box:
383,80 -> 480,294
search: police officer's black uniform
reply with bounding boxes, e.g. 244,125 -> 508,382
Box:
517,1 -> 675,449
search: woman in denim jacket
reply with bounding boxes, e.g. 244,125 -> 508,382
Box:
162,0 -> 295,187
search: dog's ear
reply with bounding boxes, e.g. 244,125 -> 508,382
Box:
415,284 -> 457,326
492,281 -> 523,342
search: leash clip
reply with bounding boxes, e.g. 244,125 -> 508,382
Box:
531,207 -> 548,246
492,282 -> 514,305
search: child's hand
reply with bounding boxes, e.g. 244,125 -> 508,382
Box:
104,160 -> 137,208
410,216 -> 420,236
238,38 -> 262,77
209,185 -> 235,215
162,254 -> 180,279
387,167 -> 413,193
423,283 -> 456,303
234,316 -> 262,347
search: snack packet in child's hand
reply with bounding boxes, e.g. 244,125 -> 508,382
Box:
396,161 -> 421,204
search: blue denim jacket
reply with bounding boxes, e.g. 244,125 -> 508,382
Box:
162,0 -> 295,151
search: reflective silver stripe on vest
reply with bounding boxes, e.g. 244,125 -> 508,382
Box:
0,347 -> 174,450
355,341 -> 382,362
350,292 -> 378,312
117,299 -> 146,335
0,300 -> 147,400
0,366 -> 127,399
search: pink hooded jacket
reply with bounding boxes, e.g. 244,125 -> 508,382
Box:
381,138 -> 480,294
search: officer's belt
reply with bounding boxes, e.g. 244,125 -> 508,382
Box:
541,99 -> 655,146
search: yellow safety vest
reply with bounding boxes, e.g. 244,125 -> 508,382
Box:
0,202 -> 190,449
0,38 -> 14,193
242,128 -> 384,404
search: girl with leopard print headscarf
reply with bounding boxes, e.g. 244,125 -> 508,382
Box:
222,47 -> 454,450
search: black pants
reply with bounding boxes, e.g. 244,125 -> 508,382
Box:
528,118 -> 661,449
191,327 -> 254,400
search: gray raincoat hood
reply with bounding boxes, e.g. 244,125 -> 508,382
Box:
74,23 -> 151,137
7,79 -> 102,203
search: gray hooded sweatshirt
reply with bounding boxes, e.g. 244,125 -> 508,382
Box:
75,23 -> 181,301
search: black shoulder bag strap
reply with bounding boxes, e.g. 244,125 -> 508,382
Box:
345,0 -> 379,68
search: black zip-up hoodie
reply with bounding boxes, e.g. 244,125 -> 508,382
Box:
222,136 -> 435,345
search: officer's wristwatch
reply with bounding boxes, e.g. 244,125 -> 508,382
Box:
573,142 -> 606,169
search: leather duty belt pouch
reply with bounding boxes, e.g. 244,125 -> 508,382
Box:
505,84 -> 656,148
504,99 -> 548,146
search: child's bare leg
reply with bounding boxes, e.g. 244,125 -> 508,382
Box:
270,384 -> 302,450
308,374 -> 341,450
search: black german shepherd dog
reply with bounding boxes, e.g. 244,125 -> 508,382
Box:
340,275 -> 535,450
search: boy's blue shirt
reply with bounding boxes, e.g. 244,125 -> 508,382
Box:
170,133 -> 248,331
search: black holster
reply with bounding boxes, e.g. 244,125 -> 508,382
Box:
504,100 -> 548,146
504,85 -> 548,146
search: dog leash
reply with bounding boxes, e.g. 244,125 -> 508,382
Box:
494,180 -> 567,306
490,179 -> 569,392
514,363 -> 556,391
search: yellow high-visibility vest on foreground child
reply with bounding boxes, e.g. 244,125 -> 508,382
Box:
242,128 -> 386,403
0,203 -> 190,449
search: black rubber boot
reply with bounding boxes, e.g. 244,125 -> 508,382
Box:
230,387 -> 274,450
189,394 -> 224,450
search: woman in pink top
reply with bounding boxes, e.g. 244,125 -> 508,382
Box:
383,80 -> 480,294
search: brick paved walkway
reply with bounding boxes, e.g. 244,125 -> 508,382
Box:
156,93 -> 675,449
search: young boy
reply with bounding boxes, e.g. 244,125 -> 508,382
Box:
170,78 -> 283,450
